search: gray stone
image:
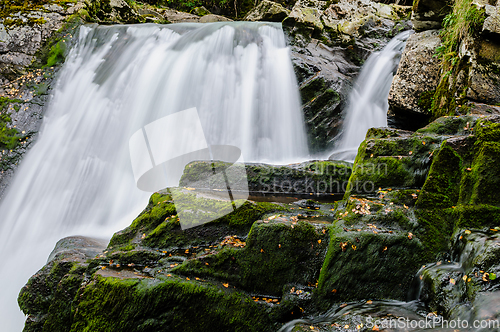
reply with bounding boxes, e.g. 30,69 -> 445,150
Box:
163,9 -> 201,23
244,0 -> 290,22
199,14 -> 232,22
388,30 -> 442,116
47,236 -> 108,263
483,4 -> 500,35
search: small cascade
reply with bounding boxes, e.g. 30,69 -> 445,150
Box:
330,31 -> 412,162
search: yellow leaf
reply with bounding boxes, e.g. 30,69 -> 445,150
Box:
450,278 -> 456,285
465,230 -> 471,234
222,283 -> 229,288
463,275 -> 467,281
318,240 -> 322,244
366,300 -> 373,304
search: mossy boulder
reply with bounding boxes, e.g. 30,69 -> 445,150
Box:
70,274 -> 272,332
18,236 -> 107,332
173,218 -> 329,295
108,190 -> 291,250
179,160 -> 352,196
316,226 -> 425,304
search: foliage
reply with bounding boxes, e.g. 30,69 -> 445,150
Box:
0,97 -> 25,150
430,0 -> 485,118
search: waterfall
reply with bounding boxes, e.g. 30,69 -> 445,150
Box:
0,22 -> 308,331
330,31 -> 412,162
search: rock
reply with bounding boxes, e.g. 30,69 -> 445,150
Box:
137,7 -> 164,20
346,115 -> 479,197
291,40 -> 357,152
286,0 -> 328,31
179,160 -> 352,195
18,236 -> 106,332
411,0 -> 451,31
244,0 -> 290,22
388,30 -> 441,126
86,0 -> 143,23
192,6 -> 211,16
284,0 -> 412,152
46,236 -> 108,263
468,101 -> 500,116
199,14 -> 232,22
163,9 -> 201,23
482,3 -> 500,36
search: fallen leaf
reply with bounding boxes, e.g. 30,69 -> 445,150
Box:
490,273 -> 497,281
373,325 -> 380,331
408,232 -> 413,240
366,300 -> 373,304
340,242 -> 348,252
222,283 -> 229,288
465,230 -> 471,235
331,289 -> 337,293
463,275 -> 467,281
450,278 -> 456,285
352,245 -> 357,250
318,240 -> 322,244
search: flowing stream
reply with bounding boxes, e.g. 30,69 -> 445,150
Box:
330,30 -> 412,162
0,22 -> 308,331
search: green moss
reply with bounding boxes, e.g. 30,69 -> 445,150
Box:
0,97 -> 26,150
413,209 -> 454,257
173,220 -> 329,295
70,275 -> 272,332
418,90 -> 435,113
315,226 -> 426,305
416,115 -> 477,135
430,0 -> 486,118
44,41 -> 66,68
18,259 -> 87,332
454,205 -> 500,230
109,190 -> 289,250
466,141 -> 500,206
416,143 -> 462,209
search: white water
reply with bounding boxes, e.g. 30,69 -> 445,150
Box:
330,31 -> 412,162
0,22 -> 308,331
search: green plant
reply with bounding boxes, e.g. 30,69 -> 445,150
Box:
431,0 -> 485,118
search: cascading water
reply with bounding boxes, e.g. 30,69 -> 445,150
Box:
0,22 -> 309,331
330,31 -> 412,162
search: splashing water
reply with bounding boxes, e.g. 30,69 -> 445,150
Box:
330,31 -> 412,162
0,22 -> 308,331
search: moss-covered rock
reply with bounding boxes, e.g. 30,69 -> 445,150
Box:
179,160 -> 352,196
18,237 -> 107,332
70,274 -> 273,332
316,226 -> 426,304
173,218 -> 329,295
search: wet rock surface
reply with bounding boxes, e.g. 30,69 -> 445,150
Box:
284,0 -> 412,152
388,30 -> 441,124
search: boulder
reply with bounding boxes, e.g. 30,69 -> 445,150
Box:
179,160 -> 352,196
244,0 -> 290,22
388,30 -> 441,124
